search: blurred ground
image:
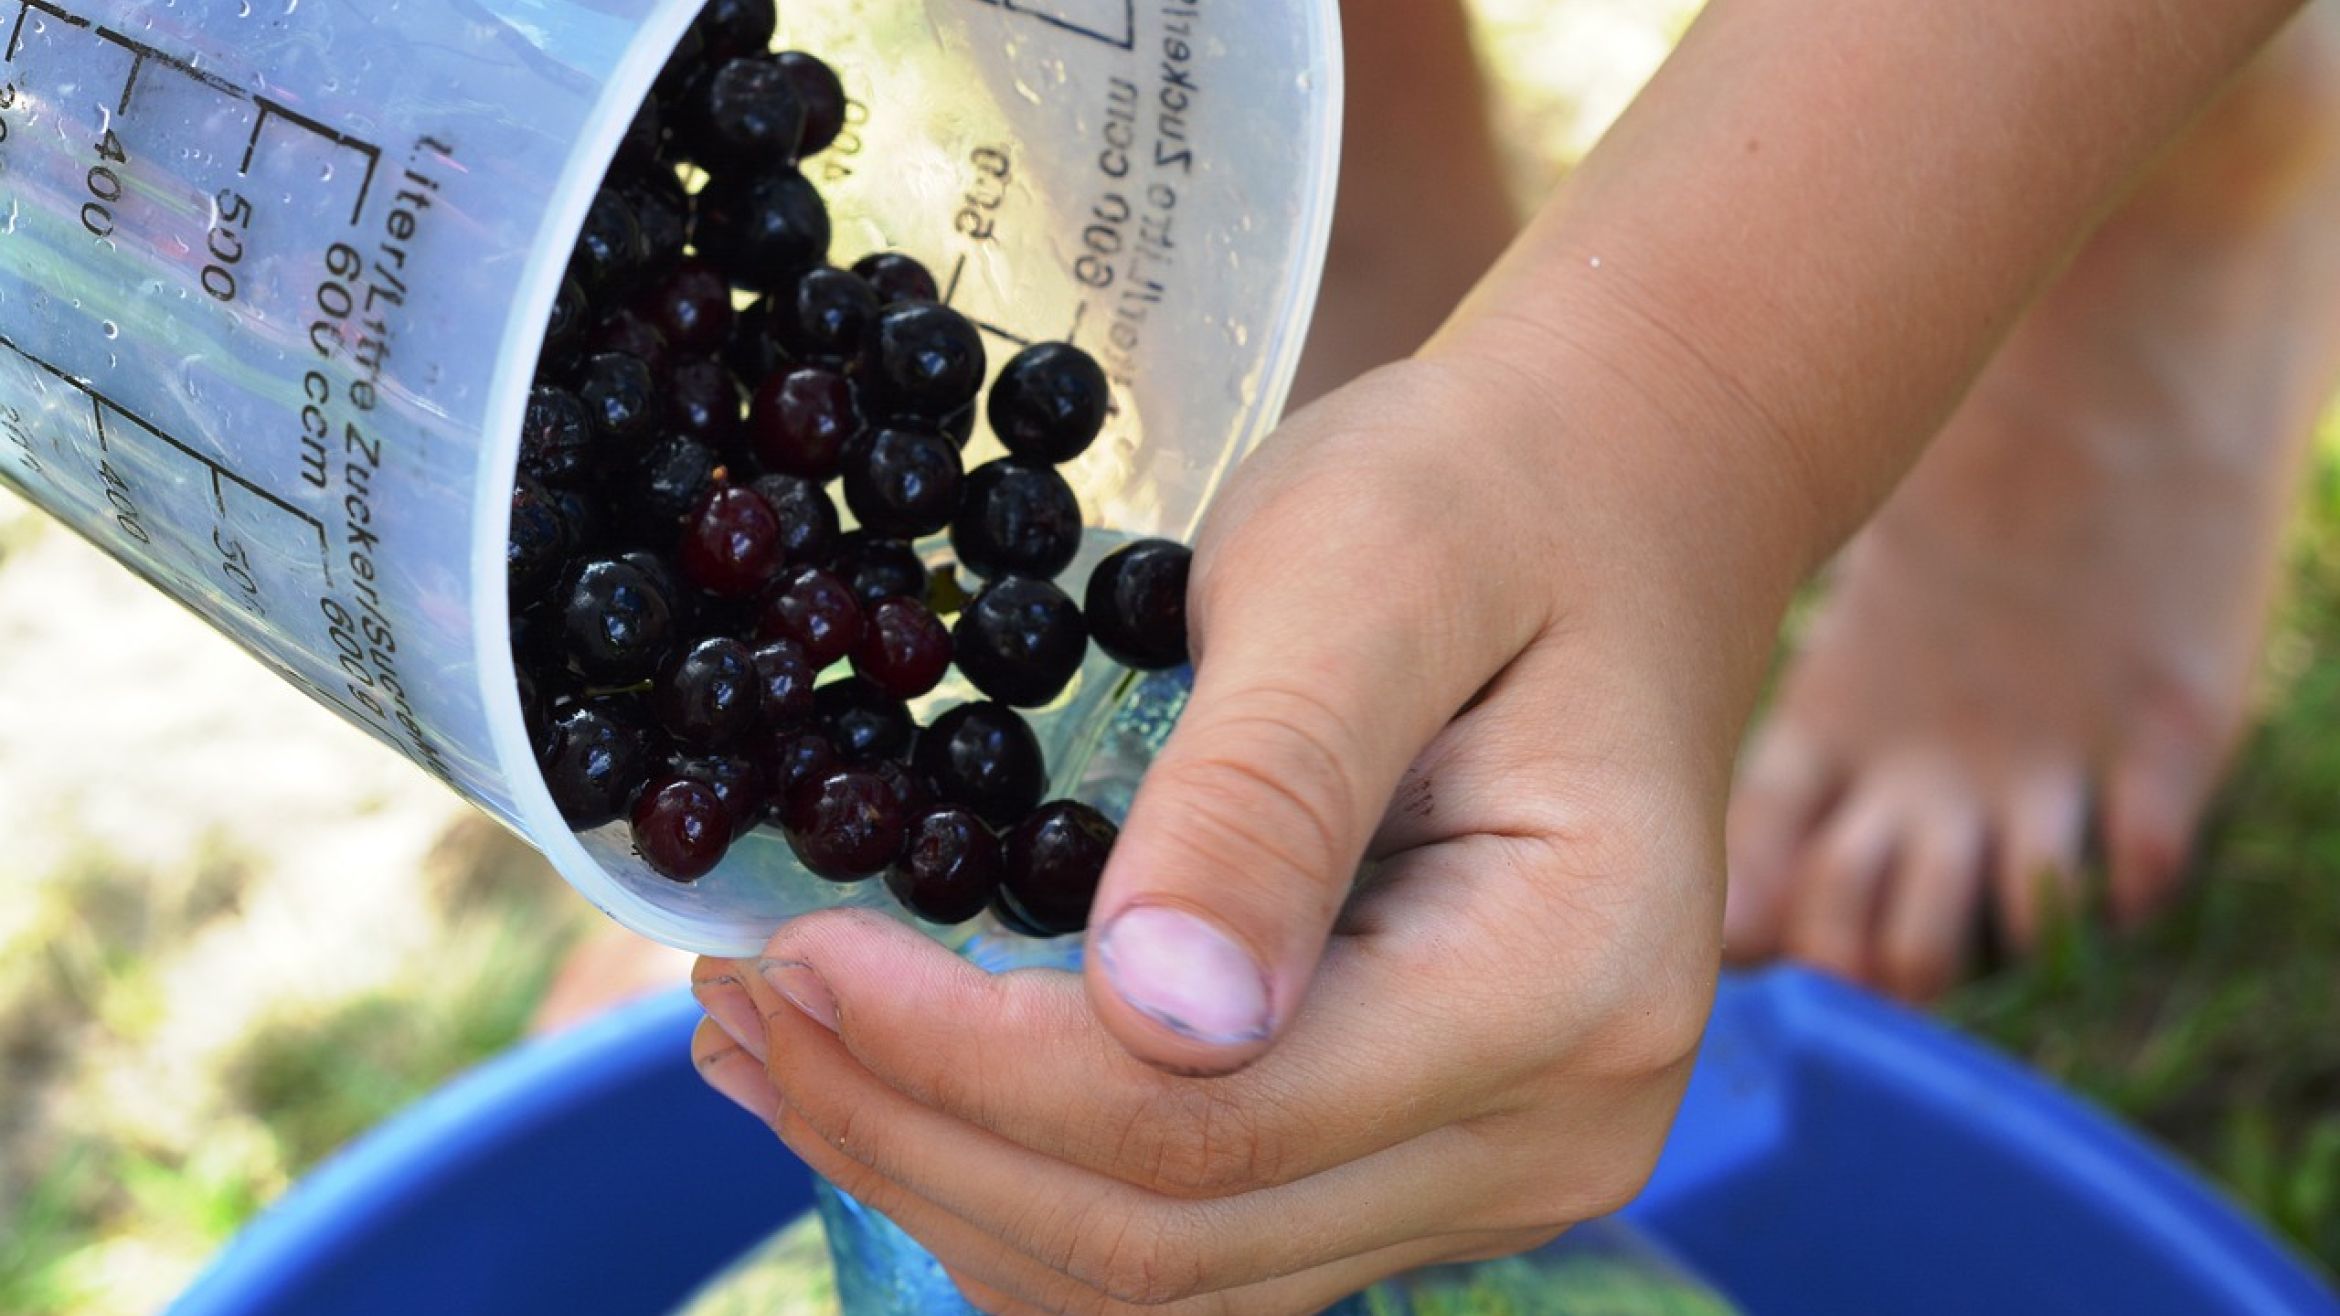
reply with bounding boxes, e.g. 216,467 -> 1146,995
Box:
1,3 -> 2335,1313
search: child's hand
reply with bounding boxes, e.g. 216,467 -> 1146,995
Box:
690,344 -> 1772,1312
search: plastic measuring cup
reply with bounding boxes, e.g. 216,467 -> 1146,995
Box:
0,0 -> 1342,954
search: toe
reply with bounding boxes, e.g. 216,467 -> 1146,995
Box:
1781,778 -> 1902,985
1725,726 -> 1844,963
1991,771 -> 2088,951
2105,738 -> 2219,930
1875,799 -> 1989,1003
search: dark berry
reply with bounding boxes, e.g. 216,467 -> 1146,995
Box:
829,533 -> 929,609
519,385 -> 596,488
952,460 -> 1081,580
784,768 -> 910,880
886,805 -> 1001,924
667,751 -> 767,839
695,0 -> 777,64
508,475 -> 571,602
777,52 -> 848,154
618,549 -> 691,630
656,20 -> 709,96
815,677 -> 916,762
999,801 -> 1117,935
665,355 -> 746,451
616,96 -> 664,173
612,435 -> 721,544
726,295 -> 789,383
914,702 -> 1046,829
749,365 -> 860,478
751,637 -> 817,726
938,402 -> 976,449
756,564 -> 865,667
575,351 -> 661,448
547,484 -> 604,556
680,487 -> 784,598
870,301 -> 986,419
588,307 -> 671,376
763,727 -> 839,809
1086,539 -> 1193,670
538,698 -> 655,828
558,557 -> 677,683
543,276 -> 590,369
694,168 -> 831,292
988,893 -> 1056,938
853,252 -> 939,305
654,637 -> 761,750
868,758 -> 932,815
517,665 -> 549,748
681,56 -> 806,172
748,473 -> 839,564
641,259 -> 736,354
952,578 -> 1089,707
570,187 -> 651,297
843,427 -> 963,538
852,597 -> 953,699
989,342 -> 1110,464
775,266 -> 880,364
620,170 -> 692,268
631,776 -> 732,882
886,806 -> 1001,923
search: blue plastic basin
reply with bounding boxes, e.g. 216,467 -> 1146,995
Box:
170,968 -> 2339,1315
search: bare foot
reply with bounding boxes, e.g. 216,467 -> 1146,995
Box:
1725,13 -> 2340,1001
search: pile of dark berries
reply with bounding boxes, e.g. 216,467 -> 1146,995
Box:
507,0 -> 1192,937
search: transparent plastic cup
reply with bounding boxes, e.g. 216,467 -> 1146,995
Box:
0,0 -> 1342,954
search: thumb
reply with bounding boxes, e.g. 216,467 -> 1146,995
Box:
1081,436 -> 1536,1074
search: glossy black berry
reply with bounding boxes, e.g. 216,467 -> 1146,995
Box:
694,0 -> 777,64
952,460 -> 1082,580
612,435 -> 721,544
751,637 -> 817,726
757,564 -> 865,667
844,427 -> 963,538
938,402 -> 976,449
558,557 -> 677,684
776,266 -> 880,364
538,697 -> 655,828
870,301 -> 986,420
619,549 -> 692,632
666,751 -> 768,839
777,52 -> 848,154
616,95 -> 665,173
620,170 -> 692,268
543,276 -> 590,369
815,676 -> 916,763
1086,539 -> 1193,670
914,702 -> 1046,829
885,806 -> 1001,925
748,473 -> 839,565
547,484 -> 605,557
853,597 -> 953,699
519,385 -> 596,488
988,893 -> 1056,938
681,56 -> 806,172
989,342 -> 1110,464
999,801 -> 1117,936
680,487 -> 784,598
953,577 -> 1088,707
654,637 -> 761,750
665,355 -> 746,452
852,252 -> 939,305
694,168 -> 830,292
784,768 -> 910,881
642,259 -> 737,355
570,187 -> 651,296
749,365 -> 860,479
575,351 -> 662,448
763,727 -> 839,810
829,534 -> 929,609
508,475 -> 571,602
631,776 -> 732,882
656,19 -> 709,97
588,307 -> 672,377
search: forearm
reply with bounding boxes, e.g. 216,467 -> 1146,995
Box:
1436,0 -> 2307,608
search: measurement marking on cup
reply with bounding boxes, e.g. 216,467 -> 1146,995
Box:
966,0 -> 1136,51
242,98 -> 382,225
0,330 -> 336,584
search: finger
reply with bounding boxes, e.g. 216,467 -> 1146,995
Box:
1990,769 -> 2085,951
1724,724 -> 1844,963
735,955 -> 1505,1295
1084,414 -> 1545,1074
689,1017 -> 783,1126
1873,800 -> 1986,1003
